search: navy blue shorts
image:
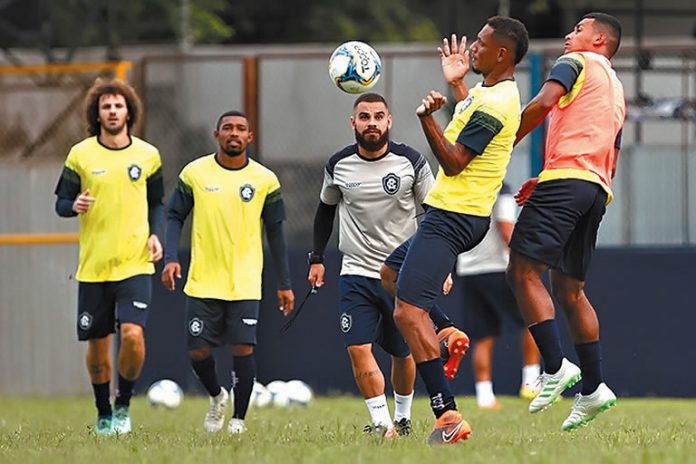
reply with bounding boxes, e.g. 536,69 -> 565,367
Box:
384,237 -> 411,273
186,298 -> 260,349
510,179 -> 607,280
339,275 -> 410,358
457,272 -> 524,340
77,274 -> 152,341
396,207 -> 490,311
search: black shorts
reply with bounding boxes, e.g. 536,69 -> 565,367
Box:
457,272 -> 524,341
395,207 -> 489,311
339,275 -> 409,358
186,298 -> 260,349
77,274 -> 152,341
510,179 -> 607,280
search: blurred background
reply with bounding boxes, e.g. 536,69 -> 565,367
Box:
0,0 -> 695,398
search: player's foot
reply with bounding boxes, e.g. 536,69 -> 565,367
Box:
438,327 -> 470,380
394,417 -> 412,436
519,384 -> 540,401
203,387 -> 229,433
227,418 -> 247,434
363,423 -> 398,439
478,400 -> 502,410
562,383 -> 617,432
427,410 -> 471,445
94,415 -> 114,436
112,405 -> 132,434
529,358 -> 582,413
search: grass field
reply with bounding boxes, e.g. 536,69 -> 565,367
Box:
1,395 -> 695,463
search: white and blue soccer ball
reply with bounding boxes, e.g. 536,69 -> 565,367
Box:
285,379 -> 314,406
266,380 -> 291,408
328,41 -> 382,94
146,379 -> 183,409
249,380 -> 272,408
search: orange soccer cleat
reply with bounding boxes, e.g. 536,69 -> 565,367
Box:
438,327 -> 470,380
427,410 -> 472,445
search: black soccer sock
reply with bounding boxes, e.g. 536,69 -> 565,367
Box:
575,341 -> 603,395
232,354 -> 256,420
528,319 -> 564,374
115,375 -> 136,407
191,356 -> 222,397
429,304 -> 454,332
92,381 -> 112,417
417,358 -> 457,418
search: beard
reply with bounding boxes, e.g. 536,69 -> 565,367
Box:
101,121 -> 127,136
221,145 -> 244,157
355,128 -> 389,152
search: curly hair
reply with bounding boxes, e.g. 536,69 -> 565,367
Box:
83,78 -> 142,136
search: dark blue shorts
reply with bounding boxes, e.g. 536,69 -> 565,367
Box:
339,275 -> 410,358
457,272 -> 524,341
384,237 -> 411,273
186,298 -> 260,349
510,179 -> 607,280
395,207 -> 489,311
77,274 -> 152,341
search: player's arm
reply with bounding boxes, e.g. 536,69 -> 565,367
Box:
438,34 -> 471,102
146,167 -> 165,262
515,54 -> 583,146
262,188 -> 294,315
308,201 -> 337,289
54,166 -> 83,217
162,178 -> 193,291
412,153 -> 435,206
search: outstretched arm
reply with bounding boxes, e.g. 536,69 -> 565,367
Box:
514,80 -> 566,146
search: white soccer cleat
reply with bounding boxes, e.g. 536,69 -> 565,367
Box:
112,405 -> 132,434
529,358 -> 582,413
227,418 -> 247,434
203,388 -> 229,433
562,383 -> 617,431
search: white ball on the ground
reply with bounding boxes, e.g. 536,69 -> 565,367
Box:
249,381 -> 271,408
266,380 -> 290,408
147,379 -> 183,409
285,379 -> 314,406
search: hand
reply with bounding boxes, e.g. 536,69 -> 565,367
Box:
278,289 -> 295,316
515,178 -> 539,206
439,34 -> 470,84
72,189 -> 95,214
442,273 -> 453,295
161,262 -> 182,291
416,90 -> 448,117
308,263 -> 326,288
147,234 -> 163,263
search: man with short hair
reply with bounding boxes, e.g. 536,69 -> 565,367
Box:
507,12 -> 625,431
163,111 -> 294,435
54,78 -> 164,436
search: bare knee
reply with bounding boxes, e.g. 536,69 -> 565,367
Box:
380,264 -> 398,297
231,344 -> 254,357
120,324 -> 144,348
189,347 -> 213,361
550,274 -> 585,308
347,344 -> 372,363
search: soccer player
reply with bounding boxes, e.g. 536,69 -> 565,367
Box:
506,12 -> 625,431
54,78 -> 164,436
308,92 -> 435,438
454,183 -> 540,409
388,17 -> 529,444
162,110 -> 294,435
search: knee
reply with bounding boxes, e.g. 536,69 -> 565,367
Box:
346,344 -> 372,362
120,324 -> 143,348
189,347 -> 213,362
231,344 -> 254,357
551,283 -> 584,308
380,264 -> 397,296
393,302 -> 418,330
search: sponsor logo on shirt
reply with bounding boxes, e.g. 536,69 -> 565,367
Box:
204,186 -> 221,192
345,181 -> 362,189
458,95 -> 474,114
91,169 -> 107,176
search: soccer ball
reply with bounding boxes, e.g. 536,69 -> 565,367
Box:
266,380 -> 291,408
285,379 -> 314,406
147,379 -> 183,409
328,41 -> 382,94
249,381 -> 272,408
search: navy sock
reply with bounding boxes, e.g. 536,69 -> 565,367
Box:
416,358 -> 456,418
232,354 -> 256,420
115,375 -> 136,407
575,341 -> 603,395
528,319 -> 564,374
430,304 -> 454,332
92,381 -> 112,417
191,356 -> 222,397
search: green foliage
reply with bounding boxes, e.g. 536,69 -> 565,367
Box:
1,395 -> 695,463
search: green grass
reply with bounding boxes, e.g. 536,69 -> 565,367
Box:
1,395 -> 695,463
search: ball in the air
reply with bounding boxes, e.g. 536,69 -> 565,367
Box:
328,41 -> 382,94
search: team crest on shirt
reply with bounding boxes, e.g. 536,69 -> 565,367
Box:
127,164 -> 142,181
78,312 -> 92,330
382,173 -> 401,195
340,313 -> 352,333
240,184 -> 255,202
188,317 -> 204,336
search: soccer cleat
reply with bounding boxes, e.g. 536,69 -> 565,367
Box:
529,358 -> 582,413
94,415 -> 114,436
394,418 -> 412,436
112,405 -> 132,434
363,423 -> 398,439
203,387 -> 229,433
227,418 -> 247,434
438,327 -> 470,381
519,384 -> 540,401
427,410 -> 472,445
562,383 -> 617,432
478,400 -> 502,411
